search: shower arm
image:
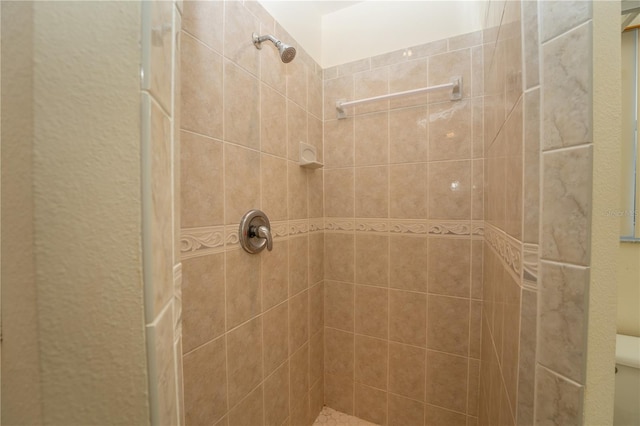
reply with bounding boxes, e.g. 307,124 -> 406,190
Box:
253,34 -> 279,49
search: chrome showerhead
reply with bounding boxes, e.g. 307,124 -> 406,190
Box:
252,32 -> 297,63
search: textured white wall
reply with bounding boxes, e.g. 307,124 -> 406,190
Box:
585,1 -> 620,424
31,2 -> 150,423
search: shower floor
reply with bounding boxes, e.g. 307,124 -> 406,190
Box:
312,407 -> 378,426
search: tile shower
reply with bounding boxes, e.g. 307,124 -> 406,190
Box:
179,1 -> 594,426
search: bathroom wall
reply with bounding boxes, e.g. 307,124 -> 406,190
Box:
480,1 -> 598,425
321,30 -> 485,426
178,1 -> 325,425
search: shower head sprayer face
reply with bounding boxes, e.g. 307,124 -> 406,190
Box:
252,32 -> 297,63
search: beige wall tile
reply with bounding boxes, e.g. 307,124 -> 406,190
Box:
324,233 -> 355,282
354,285 -> 389,339
147,1 -> 173,113
389,106 -> 429,164
472,159 -> 484,221
389,342 -> 426,400
290,344 -> 310,425
354,335 -> 388,390
224,61 -> 260,149
337,57 -> 371,77
324,169 -> 354,217
428,160 -> 471,220
325,328 -> 354,378
148,302 -> 177,426
412,38 -> 448,58
541,146 -> 592,265
429,49 -> 471,103
355,112 -> 389,166
310,379 -> 324,421
181,33 -> 223,139
225,248 -> 261,329
524,89 -> 540,244
289,235 -> 309,295
354,68 -> 389,115
325,373 -> 354,415
355,234 -> 389,287
471,240 -> 483,300
469,300 -> 482,359
428,237 -> 471,297
428,295 -> 470,356
309,329 -> 324,385
426,350 -> 468,413
467,359 -> 480,417
308,114 -> 324,163
429,100 -> 472,161
182,253 -> 225,353
181,131 -> 224,227
223,1 -> 259,76
390,235 -> 428,292
183,337 -> 227,425
227,317 -> 263,407
535,366 -> 584,425
388,393 -> 425,426
182,0 -> 223,53
262,239 -> 288,310
426,404 -> 467,426
224,144 -> 260,225
308,71 -> 323,119
471,45 -> 484,98
264,361 -> 290,426
309,233 -> 324,285
289,289 -> 309,354
228,385 -> 263,426
261,154 -> 288,221
288,162 -> 308,220
542,22 -> 591,150
389,289 -> 427,347
325,281 -> 354,332
355,166 -> 389,218
538,261 -> 588,383
389,59 -> 428,109
502,274 -> 521,415
261,83 -> 287,158
261,34 -> 286,95
324,119 -> 354,168
286,57 -> 308,110
324,76 -> 354,119
540,1 -> 591,43
308,170 -> 324,219
517,288 -> 537,425
472,98 -> 483,159
522,0 -> 539,89
309,282 -> 325,335
390,163 -> 428,219
355,384 -> 387,425
263,301 -> 289,376
287,101 -> 307,161
505,97 -> 523,240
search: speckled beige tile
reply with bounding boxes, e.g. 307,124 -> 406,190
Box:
324,119 -> 354,168
224,60 -> 260,149
325,169 -> 354,218
325,280 -> 354,332
289,289 -> 309,354
325,328 -> 354,377
428,237 -> 471,298
223,1 -> 259,76
429,100 -> 472,161
429,49 -> 471,103
354,67 -> 389,115
389,106 -> 429,164
541,146 -> 592,265
263,301 -> 288,376
289,235 -> 309,295
181,33 -> 223,139
355,384 -> 387,425
428,160 -> 471,220
390,235 -> 428,292
355,285 -> 388,340
355,112 -> 389,166
261,154 -> 288,221
225,248 -> 261,329
524,89 -> 540,244
542,22 -> 592,150
261,83 -> 287,158
389,59 -> 428,109
325,374 -> 355,415
517,288 -> 537,425
388,393 -> 425,426
355,335 -> 388,390
224,144 -> 260,224
389,163 -> 428,219
389,342 -> 426,400
325,233 -> 355,283
182,0 -> 223,53
540,1 -> 591,43
428,295 -> 470,356
355,234 -> 389,287
535,366 -> 583,425
228,385 -> 263,426
389,289 -> 427,347
262,239 -> 288,310
287,100 -> 307,161
355,166 -> 389,218
426,350 -> 468,413
264,361 -> 290,426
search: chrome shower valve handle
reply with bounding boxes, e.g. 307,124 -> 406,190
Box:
239,209 -> 273,254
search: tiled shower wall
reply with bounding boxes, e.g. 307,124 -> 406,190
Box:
480,1 -> 593,425
178,1 -> 325,425
321,32 -> 485,426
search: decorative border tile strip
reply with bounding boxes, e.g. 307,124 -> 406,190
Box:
289,219 -> 309,236
484,222 -> 522,282
180,226 -> 225,259
270,221 -> 289,239
523,243 -> 539,288
325,218 -> 355,232
309,217 -> 324,232
356,219 -> 388,233
389,220 -> 428,234
428,221 -> 471,236
225,225 -> 240,248
471,221 -> 485,237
